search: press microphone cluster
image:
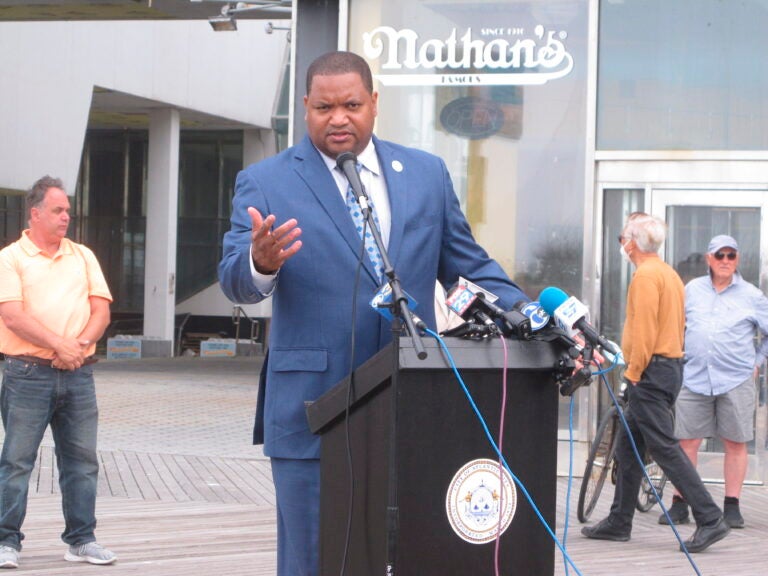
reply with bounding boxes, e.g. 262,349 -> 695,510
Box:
539,286 -> 619,355
536,286 -> 624,396
444,279 -> 532,339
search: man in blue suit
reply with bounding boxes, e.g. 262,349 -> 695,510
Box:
218,51 -> 528,575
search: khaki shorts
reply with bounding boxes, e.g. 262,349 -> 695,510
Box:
674,377 -> 756,443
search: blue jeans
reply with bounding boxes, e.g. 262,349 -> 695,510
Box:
0,358 -> 100,550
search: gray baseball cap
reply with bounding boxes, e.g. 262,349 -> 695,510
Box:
707,234 -> 739,254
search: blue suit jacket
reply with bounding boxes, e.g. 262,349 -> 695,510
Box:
218,135 -> 528,459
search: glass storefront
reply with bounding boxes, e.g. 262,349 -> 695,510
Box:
348,0 -> 590,300
347,0 -> 590,434
342,0 -> 768,464
598,0 -> 768,150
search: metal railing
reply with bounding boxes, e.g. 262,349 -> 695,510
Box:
232,306 -> 265,354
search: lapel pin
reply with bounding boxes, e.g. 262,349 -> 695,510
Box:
391,160 -> 403,173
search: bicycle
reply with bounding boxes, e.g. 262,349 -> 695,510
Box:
577,384 -> 668,523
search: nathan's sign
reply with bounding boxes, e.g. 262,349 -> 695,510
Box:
362,25 -> 574,86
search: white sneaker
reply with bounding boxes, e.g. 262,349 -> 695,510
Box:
0,545 -> 19,569
64,542 -> 116,565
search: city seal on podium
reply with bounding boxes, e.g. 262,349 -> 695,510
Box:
445,458 -> 517,544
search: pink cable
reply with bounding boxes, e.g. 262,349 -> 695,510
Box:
494,334 -> 509,576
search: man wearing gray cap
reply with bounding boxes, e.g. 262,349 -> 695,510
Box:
660,234 -> 768,529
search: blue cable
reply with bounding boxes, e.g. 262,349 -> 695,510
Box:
601,374 -> 703,576
425,328 -> 584,576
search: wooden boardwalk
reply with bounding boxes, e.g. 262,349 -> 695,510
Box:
7,353 -> 764,576
23,446 -> 276,575
20,444 -> 768,575
554,479 -> 768,576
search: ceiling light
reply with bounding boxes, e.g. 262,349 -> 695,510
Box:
209,13 -> 237,31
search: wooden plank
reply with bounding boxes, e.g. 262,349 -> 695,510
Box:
96,448 -> 111,498
185,455 -> 239,504
212,457 -> 276,506
156,453 -> 202,502
35,445 -> 55,496
121,451 -> 159,500
135,451 -> 175,501
111,449 -> 143,500
170,454 -> 222,502
203,457 -> 259,504
147,452 -> 191,502
99,450 -> 127,498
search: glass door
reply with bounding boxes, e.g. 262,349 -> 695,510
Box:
651,188 -> 768,484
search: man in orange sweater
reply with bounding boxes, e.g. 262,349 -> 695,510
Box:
582,212 -> 729,553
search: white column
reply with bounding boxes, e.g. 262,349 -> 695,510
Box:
143,108 -> 180,354
236,129 -> 275,320
243,128 -> 275,167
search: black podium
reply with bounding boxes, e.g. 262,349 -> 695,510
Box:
306,337 -> 562,576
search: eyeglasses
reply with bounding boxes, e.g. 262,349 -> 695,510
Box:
713,252 -> 737,261
617,235 -> 627,244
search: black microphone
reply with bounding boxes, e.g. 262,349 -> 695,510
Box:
513,300 -> 551,333
336,151 -> 368,209
441,321 -> 495,339
446,278 -> 532,339
475,292 -> 532,340
445,283 -> 500,335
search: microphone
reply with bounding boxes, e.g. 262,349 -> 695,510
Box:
336,151 -> 368,211
441,321 -> 495,339
538,286 -> 619,355
475,292 -> 532,340
445,282 -> 500,335
513,301 -> 551,332
445,280 -> 532,338
370,284 -> 427,334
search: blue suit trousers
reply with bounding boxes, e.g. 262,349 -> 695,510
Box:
271,458 -> 320,576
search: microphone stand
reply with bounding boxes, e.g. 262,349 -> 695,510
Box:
353,190 -> 427,360
351,184 -> 427,576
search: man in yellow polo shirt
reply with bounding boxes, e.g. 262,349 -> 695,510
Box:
0,176 -> 116,568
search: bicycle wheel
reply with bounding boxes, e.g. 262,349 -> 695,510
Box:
636,457 -> 668,512
577,406 -> 619,523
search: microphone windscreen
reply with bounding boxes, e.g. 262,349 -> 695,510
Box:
335,151 -> 357,170
539,286 -> 568,315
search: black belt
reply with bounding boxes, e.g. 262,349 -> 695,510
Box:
650,355 -> 683,364
5,355 -> 98,367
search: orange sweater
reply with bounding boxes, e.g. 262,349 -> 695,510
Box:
621,256 -> 685,382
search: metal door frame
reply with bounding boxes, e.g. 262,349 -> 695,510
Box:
650,186 -> 768,485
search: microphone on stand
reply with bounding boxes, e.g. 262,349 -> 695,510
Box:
445,282 -> 500,336
539,286 -> 619,355
445,279 -> 532,339
336,151 -> 369,212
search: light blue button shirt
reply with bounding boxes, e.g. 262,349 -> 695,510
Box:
683,272 -> 768,395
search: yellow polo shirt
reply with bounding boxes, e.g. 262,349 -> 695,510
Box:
0,230 -> 113,358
